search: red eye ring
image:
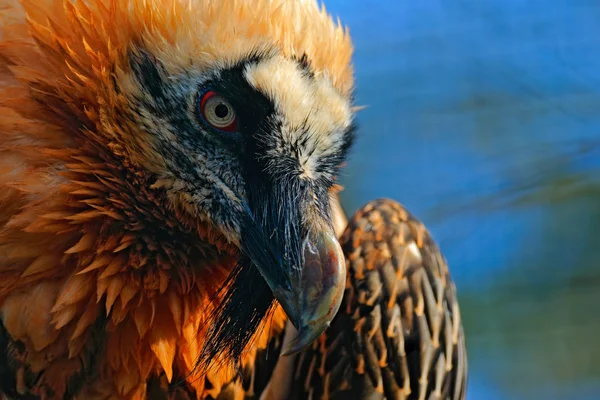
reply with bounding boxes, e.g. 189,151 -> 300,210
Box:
198,90 -> 238,133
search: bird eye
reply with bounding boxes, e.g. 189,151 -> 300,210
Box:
198,90 -> 238,133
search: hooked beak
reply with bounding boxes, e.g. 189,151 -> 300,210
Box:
240,191 -> 346,355
273,229 -> 346,355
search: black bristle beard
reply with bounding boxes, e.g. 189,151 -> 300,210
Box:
198,256 -> 275,374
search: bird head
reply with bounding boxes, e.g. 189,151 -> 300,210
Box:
10,0 -> 355,363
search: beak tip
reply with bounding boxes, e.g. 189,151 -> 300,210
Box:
280,344 -> 299,357
266,229 -> 347,355
280,322 -> 330,356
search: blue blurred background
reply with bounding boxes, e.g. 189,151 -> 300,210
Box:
324,1 -> 600,399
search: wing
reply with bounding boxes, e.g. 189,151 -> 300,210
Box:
288,198 -> 468,400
